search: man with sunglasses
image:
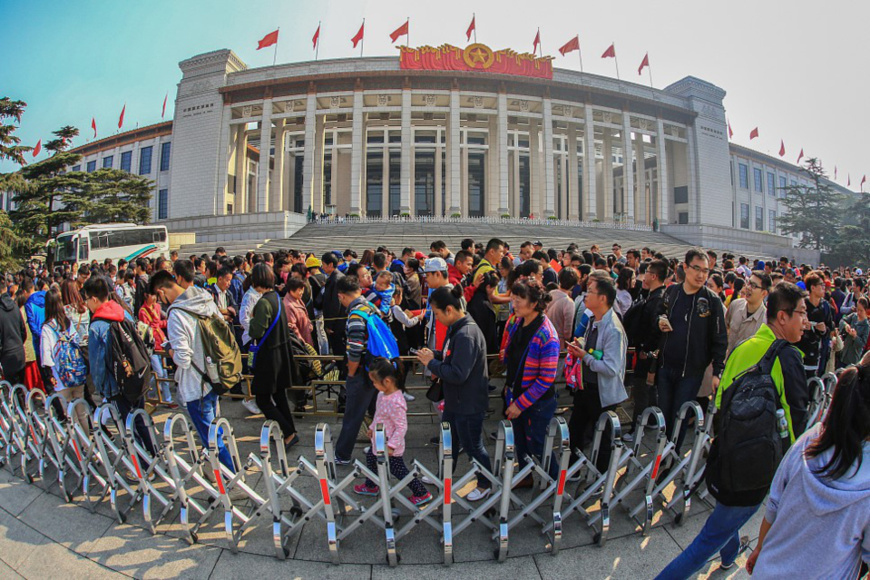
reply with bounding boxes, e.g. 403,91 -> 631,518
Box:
655,248 -> 727,452
725,271 -> 771,357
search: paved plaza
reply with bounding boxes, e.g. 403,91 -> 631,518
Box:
0,386 -> 758,579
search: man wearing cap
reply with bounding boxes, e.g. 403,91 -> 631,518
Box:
306,255 -> 329,355
419,257 -> 460,358
316,252 -> 347,364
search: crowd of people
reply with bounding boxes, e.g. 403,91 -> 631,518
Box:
0,237 -> 867,578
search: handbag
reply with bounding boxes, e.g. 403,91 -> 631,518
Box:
425,378 -> 443,403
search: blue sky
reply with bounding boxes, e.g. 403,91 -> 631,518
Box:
4,0 -> 869,185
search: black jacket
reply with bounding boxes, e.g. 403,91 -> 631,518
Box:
636,285 -> 666,357
0,294 -> 26,379
427,316 -> 490,415
656,284 -> 727,377
133,274 -> 149,318
317,269 -> 346,333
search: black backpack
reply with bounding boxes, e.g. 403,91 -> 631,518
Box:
104,318 -> 152,404
621,297 -> 646,348
706,339 -> 789,505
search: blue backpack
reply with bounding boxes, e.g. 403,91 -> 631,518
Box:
349,307 -> 400,366
48,321 -> 88,388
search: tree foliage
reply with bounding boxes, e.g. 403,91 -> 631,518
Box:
83,168 -> 153,225
827,193 -> 870,268
776,157 -> 843,251
0,97 -> 30,166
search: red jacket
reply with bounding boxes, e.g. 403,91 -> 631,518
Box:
138,302 -> 167,350
447,264 -> 466,287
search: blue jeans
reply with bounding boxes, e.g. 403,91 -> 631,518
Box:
186,391 -> 234,472
511,396 -> 559,480
656,502 -> 760,579
443,410 -> 492,490
656,366 -> 703,453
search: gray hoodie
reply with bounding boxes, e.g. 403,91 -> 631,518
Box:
753,423 -> 870,579
167,286 -> 221,404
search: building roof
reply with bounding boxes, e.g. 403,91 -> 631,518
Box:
68,121 -> 173,157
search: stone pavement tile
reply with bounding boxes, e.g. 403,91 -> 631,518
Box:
371,553 -> 542,580
0,507 -> 51,570
16,540 -> 125,579
80,523 -> 222,579
533,524 -> 684,579
0,469 -> 44,516
0,558 -> 24,579
17,490 -> 114,552
209,549 -> 371,580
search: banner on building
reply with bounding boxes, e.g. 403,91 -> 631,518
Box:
399,43 -> 554,80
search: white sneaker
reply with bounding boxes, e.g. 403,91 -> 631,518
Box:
622,431 -> 634,443
421,474 -> 437,485
403,392 -> 415,402
467,487 -> 491,502
242,399 -> 261,415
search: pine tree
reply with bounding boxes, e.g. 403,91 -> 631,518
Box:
777,158 -> 843,251
830,193 -> 870,268
84,168 -> 153,224
0,97 -> 30,166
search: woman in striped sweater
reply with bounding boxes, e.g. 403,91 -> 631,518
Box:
501,280 -> 561,486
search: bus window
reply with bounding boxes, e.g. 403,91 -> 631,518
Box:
78,237 -> 89,261
55,235 -> 77,263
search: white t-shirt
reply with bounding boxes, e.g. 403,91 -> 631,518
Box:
40,321 -> 80,392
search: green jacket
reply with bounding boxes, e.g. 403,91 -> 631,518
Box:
715,324 -> 809,441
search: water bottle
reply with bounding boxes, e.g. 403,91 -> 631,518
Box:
588,349 -> 604,360
205,355 -> 220,384
776,408 -> 788,439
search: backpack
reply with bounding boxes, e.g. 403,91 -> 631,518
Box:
172,307 -> 243,396
349,306 -> 400,367
706,339 -> 789,503
104,318 -> 152,404
621,297 -> 645,348
48,321 -> 88,389
288,329 -> 322,381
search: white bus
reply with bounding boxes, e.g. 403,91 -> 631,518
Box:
54,223 -> 169,266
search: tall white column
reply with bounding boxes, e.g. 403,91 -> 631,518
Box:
634,133 -> 647,223
256,98 -> 273,214
584,105 -> 597,220
435,131 -> 443,217
270,120 -> 285,211
215,104 -> 233,215
448,88 -> 461,215
233,125 -> 247,213
568,124 -> 579,220
302,91 -> 317,214
529,118 -> 541,217
656,118 -> 669,225
602,131 -> 613,220
312,115 -> 325,214
542,98 -> 556,218
622,112 -> 635,223
686,129 -> 698,224
382,145 -> 389,217
400,88 -> 412,214
497,91 -> 509,215
350,89 -> 364,215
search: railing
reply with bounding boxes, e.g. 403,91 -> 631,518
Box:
307,214 -> 654,232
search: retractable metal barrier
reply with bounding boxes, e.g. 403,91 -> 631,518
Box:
43,393 -> 83,502
124,408 -> 177,532
438,422 -> 454,565
91,404 -> 143,525
1,384 -> 29,477
0,381 -> 17,469
22,389 -> 48,484
674,400 -> 717,517
65,398 -> 105,512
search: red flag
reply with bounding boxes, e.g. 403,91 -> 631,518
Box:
390,20 -> 408,43
559,35 -> 580,56
797,148 -> 804,164
351,21 -> 365,48
312,24 -> 320,49
749,127 -> 759,140
638,52 -> 649,75
32,139 -> 41,158
162,93 -> 168,119
533,29 -> 541,54
466,16 -> 476,41
728,121 -> 733,139
91,117 -> 97,139
118,104 -> 126,129
601,43 -> 616,59
779,140 -> 785,157
257,29 -> 279,50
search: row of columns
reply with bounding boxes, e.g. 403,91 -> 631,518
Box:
227,90 -> 675,223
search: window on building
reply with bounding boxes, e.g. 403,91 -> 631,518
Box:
120,151 -> 132,172
86,160 -> 96,173
103,156 -> 113,168
753,167 -> 763,192
678,212 -> 689,224
139,146 -> 153,175
740,203 -> 750,229
72,165 -> 81,172
779,175 -> 787,198
738,163 -> 749,189
673,186 -> 689,204
755,206 -> 763,230
160,142 -> 171,171
767,172 -> 776,196
769,209 -> 777,233
158,189 -> 168,220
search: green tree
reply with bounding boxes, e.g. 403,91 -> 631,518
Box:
0,97 -> 30,166
84,168 -> 153,224
777,157 -> 843,251
829,193 -> 870,268
0,97 -> 35,270
0,210 -> 30,271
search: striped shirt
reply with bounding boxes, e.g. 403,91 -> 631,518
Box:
501,314 -> 560,410
346,296 -> 379,364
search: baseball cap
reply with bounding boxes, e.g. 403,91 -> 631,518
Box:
414,251 -> 426,261
305,256 -> 322,269
423,257 -> 448,273
532,240 -> 543,247
856,268 -> 863,276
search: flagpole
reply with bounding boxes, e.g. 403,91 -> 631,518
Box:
407,17 -> 410,46
316,21 -> 321,61
648,64 -> 653,88
273,27 -> 279,66
578,36 -> 584,73
613,43 -> 620,80
473,13 -> 477,43
360,18 -> 365,57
